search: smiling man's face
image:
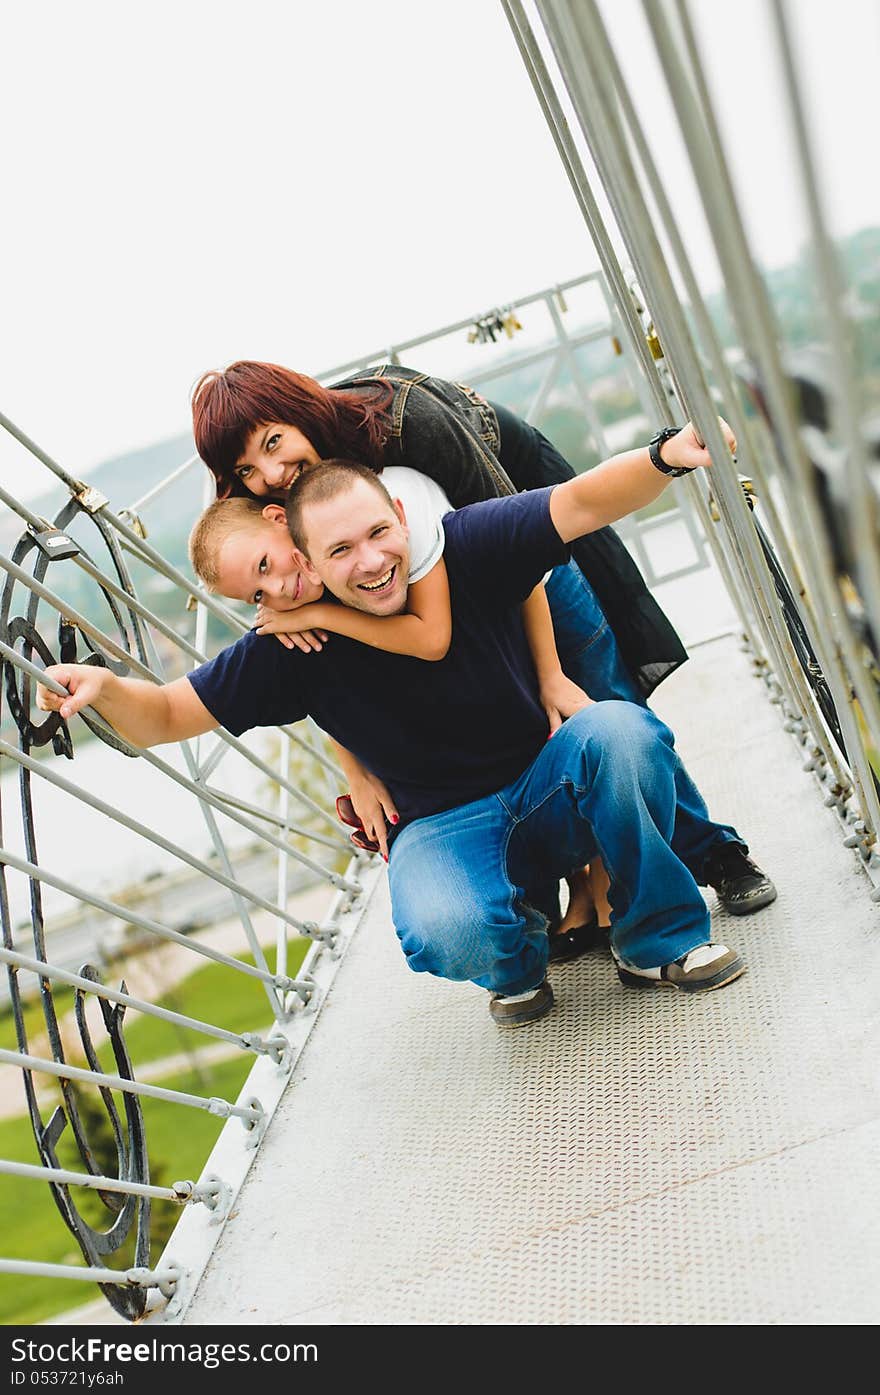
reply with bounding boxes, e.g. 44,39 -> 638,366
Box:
215,505 -> 324,611
297,477 -> 411,616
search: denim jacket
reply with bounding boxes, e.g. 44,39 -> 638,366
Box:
332,364 -> 518,505
331,365 -> 687,697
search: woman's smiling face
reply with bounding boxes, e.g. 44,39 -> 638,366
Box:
233,422 -> 321,497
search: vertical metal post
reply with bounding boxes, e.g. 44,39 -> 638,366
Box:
534,0 -> 847,788
769,0 -> 880,644
502,0 -> 724,592
644,0 -> 880,847
500,0 -> 670,419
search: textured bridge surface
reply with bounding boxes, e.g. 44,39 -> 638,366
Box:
177,630 -> 880,1326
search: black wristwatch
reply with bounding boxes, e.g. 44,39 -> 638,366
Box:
648,426 -> 693,478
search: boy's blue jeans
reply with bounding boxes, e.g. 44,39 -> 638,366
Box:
544,557 -> 645,705
544,559 -> 742,881
388,702 -> 738,997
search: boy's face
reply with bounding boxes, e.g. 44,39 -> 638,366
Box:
216,505 -> 324,611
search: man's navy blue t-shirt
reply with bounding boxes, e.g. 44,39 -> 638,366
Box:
188,487 -> 569,838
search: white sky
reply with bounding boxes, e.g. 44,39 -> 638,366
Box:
1,0 -> 877,500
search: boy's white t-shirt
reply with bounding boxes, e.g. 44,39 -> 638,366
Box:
378,465 -> 550,589
379,465 -> 453,583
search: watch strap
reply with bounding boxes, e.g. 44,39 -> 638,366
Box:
648,427 -> 692,478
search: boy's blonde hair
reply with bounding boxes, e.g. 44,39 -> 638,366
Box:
188,496 -> 270,589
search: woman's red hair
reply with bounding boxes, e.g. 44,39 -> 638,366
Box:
191,361 -> 393,499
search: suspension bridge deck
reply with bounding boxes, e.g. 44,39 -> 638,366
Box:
154,620 -> 880,1327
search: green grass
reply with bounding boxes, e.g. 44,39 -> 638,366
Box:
0,982 -> 77,1054
0,935 -> 312,1326
1,937 -> 310,1062
102,937 -> 310,1065
0,1055 -> 256,1326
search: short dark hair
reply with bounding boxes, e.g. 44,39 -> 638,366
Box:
285,459 -> 394,556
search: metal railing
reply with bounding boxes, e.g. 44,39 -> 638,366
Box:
509,0 -> 880,884
309,271 -> 711,590
0,424 -> 383,1321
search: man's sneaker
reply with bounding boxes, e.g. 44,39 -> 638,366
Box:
615,943 -> 746,993
703,842 -> 777,916
489,979 -> 554,1027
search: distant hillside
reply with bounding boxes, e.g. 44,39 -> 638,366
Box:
3,224 -> 877,584
0,430 -> 201,555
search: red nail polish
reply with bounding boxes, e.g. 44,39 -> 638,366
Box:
391,814 -> 399,824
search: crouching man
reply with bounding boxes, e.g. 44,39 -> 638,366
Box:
38,421 -> 757,1026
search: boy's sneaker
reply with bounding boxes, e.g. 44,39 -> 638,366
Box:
615,943 -> 746,994
703,842 -> 777,915
489,979 -> 554,1027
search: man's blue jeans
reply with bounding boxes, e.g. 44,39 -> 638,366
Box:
388,703 -> 734,998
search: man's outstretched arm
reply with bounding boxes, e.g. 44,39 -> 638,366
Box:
549,419 -> 735,544
36,665 -> 219,748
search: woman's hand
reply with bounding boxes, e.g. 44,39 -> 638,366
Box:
539,669 -> 594,736
347,767 -> 399,862
254,602 -> 329,653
